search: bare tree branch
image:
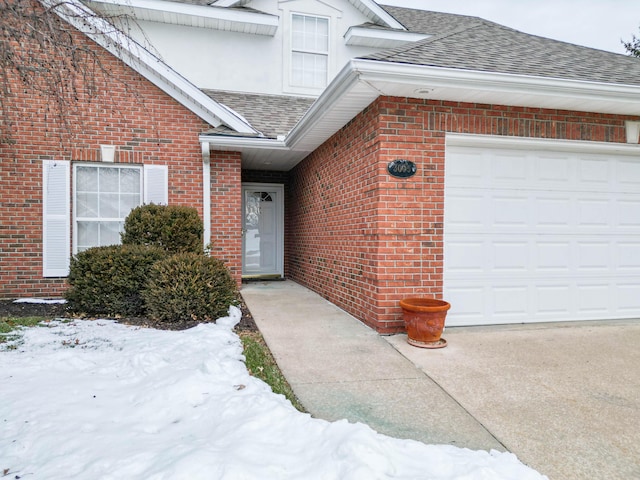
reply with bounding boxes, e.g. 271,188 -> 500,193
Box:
0,0 -> 153,145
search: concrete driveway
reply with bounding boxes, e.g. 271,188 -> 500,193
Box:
242,280 -> 640,480
387,320 -> 640,480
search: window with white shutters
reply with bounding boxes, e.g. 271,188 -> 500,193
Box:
43,162 -> 169,273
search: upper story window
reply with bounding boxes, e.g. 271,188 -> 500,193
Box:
291,14 -> 329,89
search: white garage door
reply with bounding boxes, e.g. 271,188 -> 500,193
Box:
444,135 -> 640,326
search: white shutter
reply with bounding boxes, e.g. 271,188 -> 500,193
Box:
144,164 -> 168,205
42,160 -> 70,277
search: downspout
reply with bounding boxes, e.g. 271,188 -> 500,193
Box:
202,141 -> 211,252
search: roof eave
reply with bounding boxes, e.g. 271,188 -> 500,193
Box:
344,26 -> 430,48
41,0 -> 259,135
86,0 -> 278,36
347,0 -> 405,30
351,59 -> 640,115
201,59 -> 640,170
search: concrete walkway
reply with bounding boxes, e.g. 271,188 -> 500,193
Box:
241,280 -> 640,480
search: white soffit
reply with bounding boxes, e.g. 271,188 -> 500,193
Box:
87,0 -> 278,35
344,27 -> 429,48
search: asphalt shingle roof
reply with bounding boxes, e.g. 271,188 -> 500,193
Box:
203,90 -> 315,138
373,5 -> 640,86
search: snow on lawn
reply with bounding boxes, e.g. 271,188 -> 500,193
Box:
1,308 -> 547,480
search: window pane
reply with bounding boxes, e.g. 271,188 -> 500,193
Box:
292,14 -> 304,49
76,166 -> 97,192
99,167 -> 119,193
121,168 -> 140,193
99,221 -> 121,246
100,193 -> 119,218
77,222 -> 99,252
120,193 -> 140,218
292,52 -> 305,85
315,18 -> 328,51
76,192 -> 99,218
292,52 -> 327,88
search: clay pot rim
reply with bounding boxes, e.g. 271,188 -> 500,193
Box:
400,297 -> 451,313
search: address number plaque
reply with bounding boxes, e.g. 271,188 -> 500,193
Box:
387,159 -> 417,178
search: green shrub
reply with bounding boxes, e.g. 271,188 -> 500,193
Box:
121,204 -> 204,254
65,244 -> 167,316
143,253 -> 238,324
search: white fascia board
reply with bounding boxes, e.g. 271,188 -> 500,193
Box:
347,0 -> 405,30
351,59 -> 640,113
285,60 -> 364,148
344,26 -> 429,47
198,135 -> 288,150
41,0 -> 259,134
88,0 -> 278,35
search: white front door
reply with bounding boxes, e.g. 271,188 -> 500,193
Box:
242,184 -> 284,278
444,136 -> 640,326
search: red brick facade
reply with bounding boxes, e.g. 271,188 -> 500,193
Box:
286,97 -> 637,333
0,5 -> 243,299
3,4 -> 638,335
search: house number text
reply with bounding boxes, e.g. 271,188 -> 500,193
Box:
387,159 -> 417,178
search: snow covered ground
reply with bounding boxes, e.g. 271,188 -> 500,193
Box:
1,307 -> 547,479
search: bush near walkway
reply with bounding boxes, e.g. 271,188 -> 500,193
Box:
143,253 -> 238,325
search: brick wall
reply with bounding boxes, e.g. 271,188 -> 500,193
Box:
0,3 -> 242,298
211,152 -> 243,284
287,97 -> 637,333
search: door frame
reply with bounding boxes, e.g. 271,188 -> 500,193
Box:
241,183 -> 285,279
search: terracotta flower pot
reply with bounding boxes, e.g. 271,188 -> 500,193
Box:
399,298 -> 451,349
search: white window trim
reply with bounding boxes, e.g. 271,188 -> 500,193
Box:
290,13 -> 329,89
285,11 -> 331,95
72,163 -> 143,254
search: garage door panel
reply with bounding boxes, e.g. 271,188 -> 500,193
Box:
535,196 -> 572,227
492,241 -> 529,272
618,242 -> 640,270
618,282 -> 640,312
535,284 -> 571,316
577,284 -> 612,314
493,195 -> 529,227
492,286 -> 529,318
618,199 -> 640,229
577,198 -> 611,227
491,152 -> 528,182
618,159 -> 640,187
576,242 -> 610,271
445,191 -> 487,229
535,241 -> 571,272
445,141 -> 640,326
535,154 -> 571,184
578,156 -> 611,187
446,241 -> 485,273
